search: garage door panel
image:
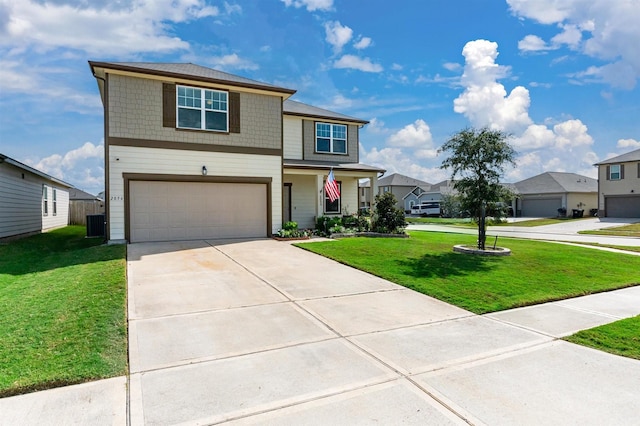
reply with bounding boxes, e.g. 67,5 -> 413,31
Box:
521,198 -> 562,217
130,181 -> 267,242
606,196 -> 640,218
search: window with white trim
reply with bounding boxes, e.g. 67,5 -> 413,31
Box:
316,123 -> 347,154
324,181 -> 342,213
177,85 -> 228,132
610,164 -> 621,180
53,189 -> 57,216
42,185 -> 48,216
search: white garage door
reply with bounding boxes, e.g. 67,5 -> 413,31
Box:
606,196 -> 640,218
130,181 -> 267,242
521,197 -> 562,217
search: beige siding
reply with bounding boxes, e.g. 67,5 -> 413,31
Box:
108,74 -> 282,150
599,161 -> 640,211
0,162 -> 69,238
108,145 -> 281,241
566,193 -> 598,214
283,116 -> 303,160
336,176 -> 359,216
302,120 -> 359,163
285,175 -> 317,229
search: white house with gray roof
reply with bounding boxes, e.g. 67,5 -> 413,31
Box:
513,172 -> 597,217
89,61 -> 384,242
594,148 -> 640,218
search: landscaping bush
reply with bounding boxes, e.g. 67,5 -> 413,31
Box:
275,221 -> 310,238
371,192 -> 406,234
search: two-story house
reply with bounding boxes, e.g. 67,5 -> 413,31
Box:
595,148 -> 640,218
89,62 -> 384,243
376,173 -> 431,212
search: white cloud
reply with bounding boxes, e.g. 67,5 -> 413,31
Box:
508,0 -> 640,89
387,119 -> 433,148
353,36 -> 372,50
391,63 -> 403,71
324,21 -> 353,53
442,62 -> 461,72
334,54 -> 383,72
281,0 -> 333,11
208,53 -> 258,71
553,119 -> 594,149
617,138 -> 640,149
25,142 -> 105,193
454,39 -> 532,133
518,34 -> 552,52
359,145 -> 447,184
0,0 -> 221,56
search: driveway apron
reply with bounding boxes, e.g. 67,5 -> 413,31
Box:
127,239 -> 640,425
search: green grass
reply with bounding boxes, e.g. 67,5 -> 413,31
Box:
565,316 -> 640,360
405,217 -> 474,226
501,217 -> 592,227
0,226 -> 127,397
298,231 -> 640,314
579,223 -> 640,237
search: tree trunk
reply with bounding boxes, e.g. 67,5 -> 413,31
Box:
478,204 -> 486,250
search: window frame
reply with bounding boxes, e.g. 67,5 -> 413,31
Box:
176,85 -> 229,132
42,185 -> 48,216
315,122 -> 348,155
53,189 -> 57,216
324,181 -> 342,214
610,164 -> 621,180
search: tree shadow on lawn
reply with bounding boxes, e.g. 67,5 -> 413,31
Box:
397,251 -> 498,278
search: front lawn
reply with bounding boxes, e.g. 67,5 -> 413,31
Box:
499,217 -> 591,227
579,223 -> 640,237
0,226 -> 127,397
298,231 -> 640,314
565,316 -> 640,360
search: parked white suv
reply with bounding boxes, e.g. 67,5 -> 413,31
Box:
410,202 -> 441,217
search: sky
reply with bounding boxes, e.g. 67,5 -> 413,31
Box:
1,0 -> 639,195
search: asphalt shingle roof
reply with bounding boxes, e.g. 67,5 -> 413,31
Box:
594,148 -> 640,165
283,100 -> 368,124
377,173 -> 431,187
514,172 -> 597,194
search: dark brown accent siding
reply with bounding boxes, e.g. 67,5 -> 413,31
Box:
621,164 -> 625,179
109,137 -> 282,156
229,92 -> 240,133
122,173 -> 273,241
606,166 -> 610,180
162,83 -> 176,128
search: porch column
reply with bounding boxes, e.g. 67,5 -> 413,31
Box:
370,172 -> 379,209
316,174 -> 324,220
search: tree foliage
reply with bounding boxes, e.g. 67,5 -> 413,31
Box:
372,192 -> 406,234
439,127 -> 516,249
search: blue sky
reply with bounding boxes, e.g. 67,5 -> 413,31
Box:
1,0 -> 639,195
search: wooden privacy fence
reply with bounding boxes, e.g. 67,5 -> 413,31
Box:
69,200 -> 105,225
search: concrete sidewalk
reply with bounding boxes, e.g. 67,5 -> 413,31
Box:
2,239 -> 639,425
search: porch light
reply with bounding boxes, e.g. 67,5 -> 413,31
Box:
202,166 -> 207,176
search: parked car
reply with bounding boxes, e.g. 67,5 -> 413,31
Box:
411,202 -> 441,217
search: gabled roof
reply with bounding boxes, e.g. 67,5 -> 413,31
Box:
0,153 -> 73,188
377,173 -> 431,187
283,100 -> 368,124
514,172 -> 597,195
69,188 -> 102,201
594,148 -> 640,165
88,61 -> 296,97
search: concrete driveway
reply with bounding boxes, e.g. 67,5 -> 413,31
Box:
125,238 -> 640,425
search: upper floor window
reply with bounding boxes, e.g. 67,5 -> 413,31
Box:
53,189 -> 57,216
609,164 -> 622,180
316,123 -> 347,154
177,85 -> 228,132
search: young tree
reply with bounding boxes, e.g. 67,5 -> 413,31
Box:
372,192 -> 406,234
439,127 -> 516,249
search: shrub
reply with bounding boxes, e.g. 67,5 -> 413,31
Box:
275,221 -> 309,238
371,192 -> 406,234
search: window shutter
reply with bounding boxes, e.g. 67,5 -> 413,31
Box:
637,163 -> 640,178
162,83 -> 176,128
229,92 -> 240,133
620,164 -> 625,179
606,166 -> 610,180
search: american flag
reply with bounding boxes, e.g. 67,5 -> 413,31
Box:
324,169 -> 340,202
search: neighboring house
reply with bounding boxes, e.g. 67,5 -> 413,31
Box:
403,179 -> 456,210
377,173 -> 431,212
358,179 -> 372,209
89,61 -> 384,243
513,172 -> 598,217
0,153 -> 72,240
594,148 -> 640,218
68,188 -> 105,225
